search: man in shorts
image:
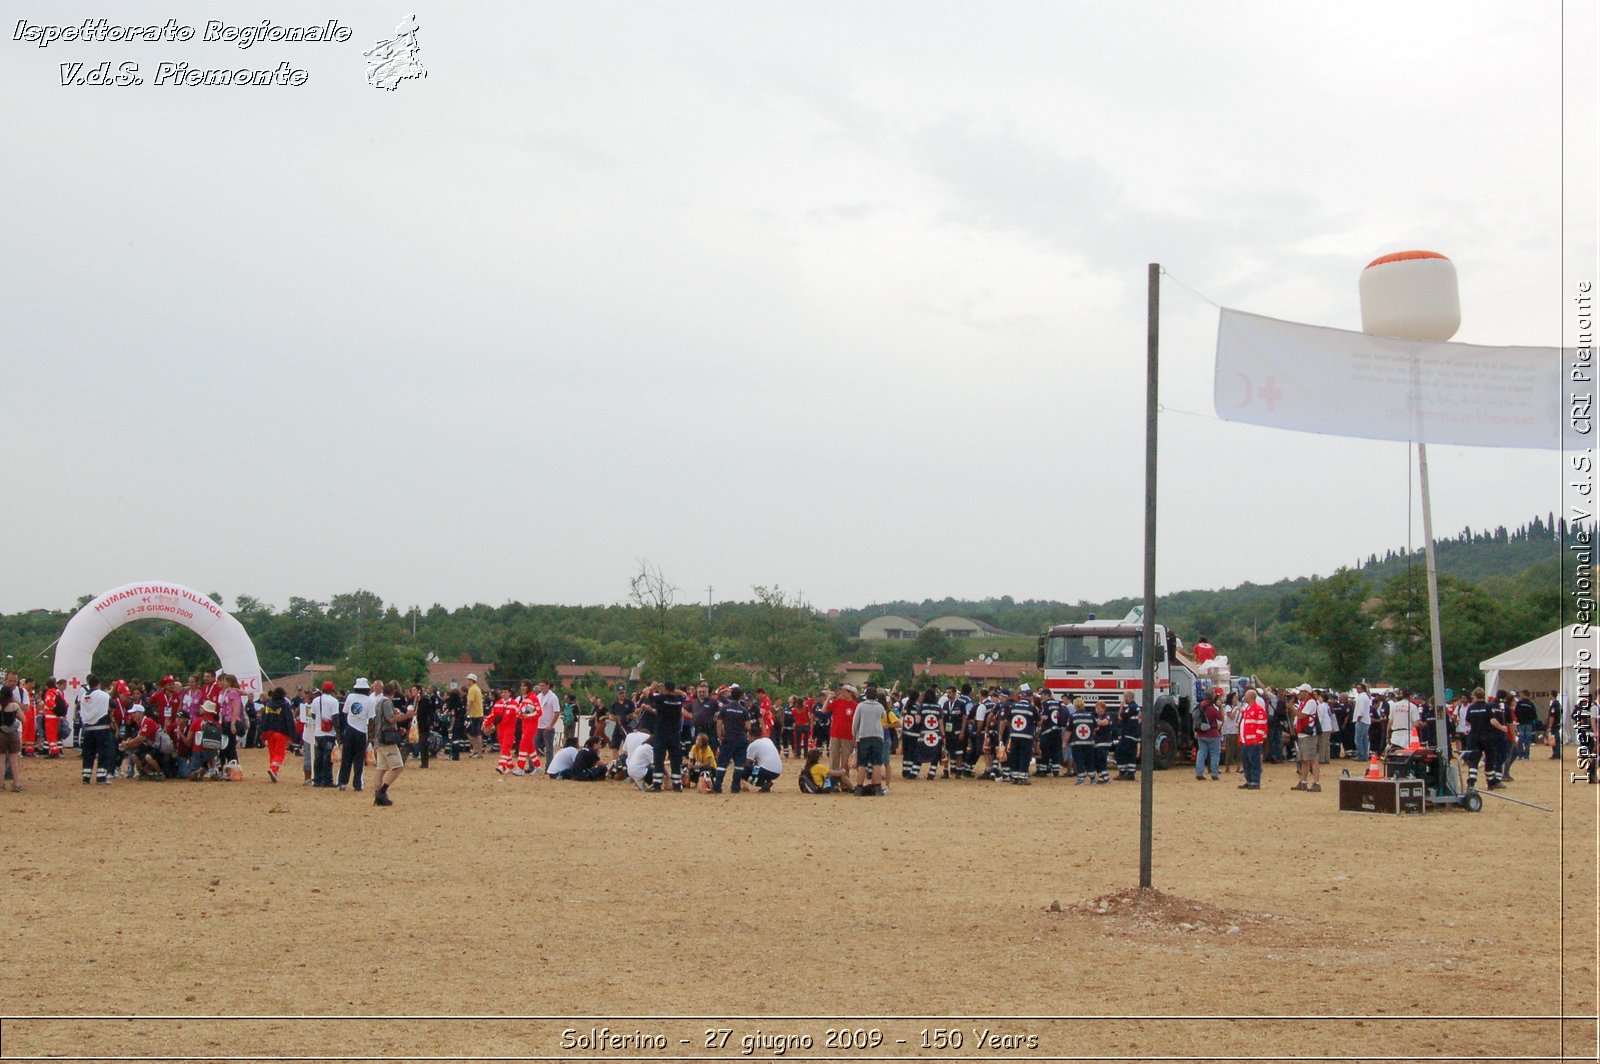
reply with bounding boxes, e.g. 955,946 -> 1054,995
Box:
371,682 -> 414,807
1292,692 -> 1322,792
851,687 -> 887,796
825,684 -> 858,790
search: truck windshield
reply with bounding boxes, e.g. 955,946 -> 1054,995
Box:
1045,633 -> 1143,670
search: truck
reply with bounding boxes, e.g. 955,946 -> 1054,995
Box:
1036,617 -> 1201,769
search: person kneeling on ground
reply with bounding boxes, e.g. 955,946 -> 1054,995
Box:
685,733 -> 717,788
741,727 -> 783,792
547,736 -> 580,779
118,705 -> 166,780
626,737 -> 656,791
562,737 -> 608,781
798,748 -> 831,793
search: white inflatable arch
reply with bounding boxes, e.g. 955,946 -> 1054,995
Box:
53,581 -> 264,702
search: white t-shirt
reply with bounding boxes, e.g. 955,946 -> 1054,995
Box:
1352,692 -> 1372,724
625,741 -> 654,782
537,690 -> 560,728
1221,703 -> 1241,736
342,692 -> 374,735
311,694 -> 340,737
622,730 -> 649,758
1316,699 -> 1336,734
746,737 -> 782,775
1389,699 -> 1418,746
548,746 -> 579,775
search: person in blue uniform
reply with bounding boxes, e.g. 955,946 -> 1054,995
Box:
1462,688 -> 1509,790
1091,699 -> 1116,784
1067,696 -> 1097,785
1000,685 -> 1036,785
1115,695 -> 1141,781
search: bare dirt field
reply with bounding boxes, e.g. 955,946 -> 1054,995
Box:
1,748 -> 1594,1063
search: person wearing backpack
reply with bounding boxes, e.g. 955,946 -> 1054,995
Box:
1192,694 -> 1222,781
258,687 -> 298,783
186,702 -> 227,780
371,682 -> 414,806
1291,691 -> 1323,792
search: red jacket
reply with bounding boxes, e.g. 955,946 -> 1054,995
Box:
1239,702 -> 1268,746
485,698 -> 519,733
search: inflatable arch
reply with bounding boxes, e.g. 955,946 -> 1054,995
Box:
53,581 -> 264,704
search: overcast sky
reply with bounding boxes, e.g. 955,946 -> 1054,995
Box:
2,1 -> 1594,616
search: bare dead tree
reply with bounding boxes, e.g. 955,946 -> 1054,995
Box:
629,559 -> 679,635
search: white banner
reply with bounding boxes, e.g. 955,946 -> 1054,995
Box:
53,581 -> 263,697
1213,308 -> 1576,450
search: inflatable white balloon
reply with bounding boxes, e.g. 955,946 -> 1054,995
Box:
52,581 -> 264,698
1359,250 -> 1460,342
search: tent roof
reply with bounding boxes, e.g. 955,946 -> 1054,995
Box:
1479,628 -> 1598,672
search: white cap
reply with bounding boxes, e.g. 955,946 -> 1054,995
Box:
466,672 -> 478,682
353,677 -> 370,691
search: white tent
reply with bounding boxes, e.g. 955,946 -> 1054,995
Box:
1480,627 -> 1596,739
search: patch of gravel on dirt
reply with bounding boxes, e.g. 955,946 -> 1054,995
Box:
1045,887 -> 1300,940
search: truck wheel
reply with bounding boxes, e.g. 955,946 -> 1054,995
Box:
1154,722 -> 1177,770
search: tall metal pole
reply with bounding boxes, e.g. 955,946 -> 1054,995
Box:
1139,263 -> 1160,889
1416,443 -> 1448,751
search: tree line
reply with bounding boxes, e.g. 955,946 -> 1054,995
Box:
0,517 -> 1583,696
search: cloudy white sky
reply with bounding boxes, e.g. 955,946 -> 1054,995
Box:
2,1 -> 1594,614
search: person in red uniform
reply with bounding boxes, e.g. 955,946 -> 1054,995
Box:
118,705 -> 165,779
756,688 -> 775,739
484,690 -> 520,774
43,680 -> 68,757
150,676 -> 179,730
1237,689 -> 1268,789
515,683 -> 543,775
1192,637 -> 1216,665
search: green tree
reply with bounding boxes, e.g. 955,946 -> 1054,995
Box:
1291,567 -> 1375,687
338,640 -> 426,688
496,630 -> 557,685
913,625 -> 953,664
89,626 -> 153,682
738,585 -> 838,693
1374,568 -> 1510,695
873,642 -> 918,689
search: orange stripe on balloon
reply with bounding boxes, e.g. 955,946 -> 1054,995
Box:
1365,250 -> 1449,269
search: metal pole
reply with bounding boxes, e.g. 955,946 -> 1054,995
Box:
1139,263 -> 1159,889
1416,443 -> 1448,753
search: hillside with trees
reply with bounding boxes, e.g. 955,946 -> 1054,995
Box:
0,517 -> 1584,698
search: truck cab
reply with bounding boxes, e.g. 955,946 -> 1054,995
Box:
1037,619 -> 1199,769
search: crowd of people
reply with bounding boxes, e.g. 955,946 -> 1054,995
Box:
0,668 -> 1585,800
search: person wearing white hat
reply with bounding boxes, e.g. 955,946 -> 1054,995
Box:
117,704 -> 165,780
338,678 -> 375,792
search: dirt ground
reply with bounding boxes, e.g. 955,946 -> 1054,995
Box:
1,746 -> 1594,1063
